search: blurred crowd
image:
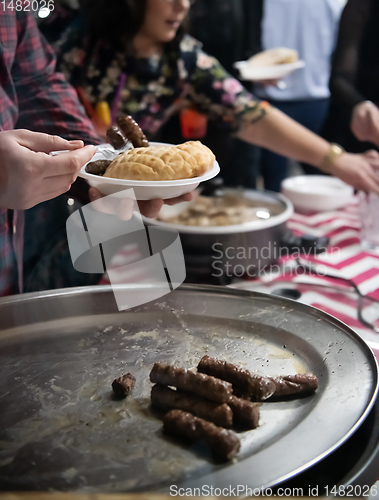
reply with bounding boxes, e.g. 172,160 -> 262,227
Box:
1,0 -> 379,296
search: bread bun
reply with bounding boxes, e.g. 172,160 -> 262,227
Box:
248,48 -> 298,67
103,141 -> 215,181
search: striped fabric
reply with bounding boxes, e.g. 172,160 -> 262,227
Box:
236,197 -> 379,357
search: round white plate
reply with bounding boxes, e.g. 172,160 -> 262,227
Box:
234,60 -> 305,81
281,175 -> 354,212
79,142 -> 220,200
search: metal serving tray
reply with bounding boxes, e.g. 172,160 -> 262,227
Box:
0,285 -> 377,493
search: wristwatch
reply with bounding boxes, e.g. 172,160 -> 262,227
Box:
319,143 -> 345,173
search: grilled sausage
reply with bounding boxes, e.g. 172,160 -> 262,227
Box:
85,159 -> 112,175
228,395 -> 259,429
163,409 -> 241,460
198,356 -> 275,400
151,384 -> 233,427
117,115 -> 149,148
150,363 -> 232,403
269,373 -> 318,397
106,125 -> 128,150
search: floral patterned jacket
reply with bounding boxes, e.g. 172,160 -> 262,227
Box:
55,21 -> 268,140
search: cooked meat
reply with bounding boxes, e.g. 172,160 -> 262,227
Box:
228,395 -> 259,429
163,409 -> 241,460
269,373 -> 318,397
112,373 -> 136,397
150,363 -> 232,403
85,159 -> 112,175
117,115 -> 149,148
151,384 -> 233,427
198,356 -> 275,400
106,125 -> 128,150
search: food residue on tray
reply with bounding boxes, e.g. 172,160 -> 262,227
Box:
112,373 -> 136,398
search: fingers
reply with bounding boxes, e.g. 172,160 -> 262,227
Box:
42,171 -> 82,193
14,129 -> 86,153
256,79 -> 281,87
363,149 -> 379,160
22,186 -> 74,210
357,163 -> 379,194
366,170 -> 379,194
137,199 -> 164,218
88,189 -> 192,219
45,145 -> 96,177
88,187 -> 103,203
164,192 -> 193,205
88,187 -> 135,220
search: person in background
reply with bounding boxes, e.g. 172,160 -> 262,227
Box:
0,10 -> 98,297
0,10 -> 189,296
249,0 -> 347,191
329,0 -> 379,152
188,0 -> 347,192
188,0 -> 261,188
52,0 -> 379,197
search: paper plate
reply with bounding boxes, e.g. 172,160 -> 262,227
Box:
234,60 -> 305,81
79,143 -> 220,200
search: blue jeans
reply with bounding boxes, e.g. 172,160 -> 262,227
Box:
261,98 -> 330,192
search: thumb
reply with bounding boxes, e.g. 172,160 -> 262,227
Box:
14,129 -> 85,153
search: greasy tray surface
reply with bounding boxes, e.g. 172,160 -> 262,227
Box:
78,143 -> 220,200
0,285 -> 377,492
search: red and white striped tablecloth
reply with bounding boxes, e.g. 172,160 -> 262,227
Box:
232,197 -> 379,359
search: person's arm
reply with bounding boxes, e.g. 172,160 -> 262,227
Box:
11,12 -> 186,216
12,11 -> 99,145
237,107 -> 379,193
186,40 -> 379,193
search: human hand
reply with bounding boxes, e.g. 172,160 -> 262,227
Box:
0,129 -> 96,210
88,186 -> 193,219
351,101 -> 379,147
255,79 -> 284,88
329,150 -> 379,194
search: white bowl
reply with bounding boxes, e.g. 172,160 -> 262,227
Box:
233,60 -> 305,81
79,142 -> 220,200
281,175 -> 354,213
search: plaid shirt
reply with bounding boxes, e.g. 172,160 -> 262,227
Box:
0,10 -> 99,296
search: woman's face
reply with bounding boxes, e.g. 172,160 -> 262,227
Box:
140,0 -> 190,44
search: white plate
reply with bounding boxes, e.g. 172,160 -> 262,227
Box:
281,175 -> 354,212
234,60 -> 305,81
79,142 -> 220,200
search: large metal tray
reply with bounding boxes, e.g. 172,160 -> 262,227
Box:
0,285 -> 377,493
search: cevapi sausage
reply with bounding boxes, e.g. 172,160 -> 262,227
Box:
151,384 -> 233,427
106,125 -> 128,150
228,395 -> 259,429
150,363 -> 232,403
163,409 -> 241,460
198,356 -> 275,400
151,384 -> 232,427
269,373 -> 318,397
85,159 -> 112,175
117,115 -> 149,148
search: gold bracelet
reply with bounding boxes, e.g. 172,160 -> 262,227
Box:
319,143 -> 345,173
